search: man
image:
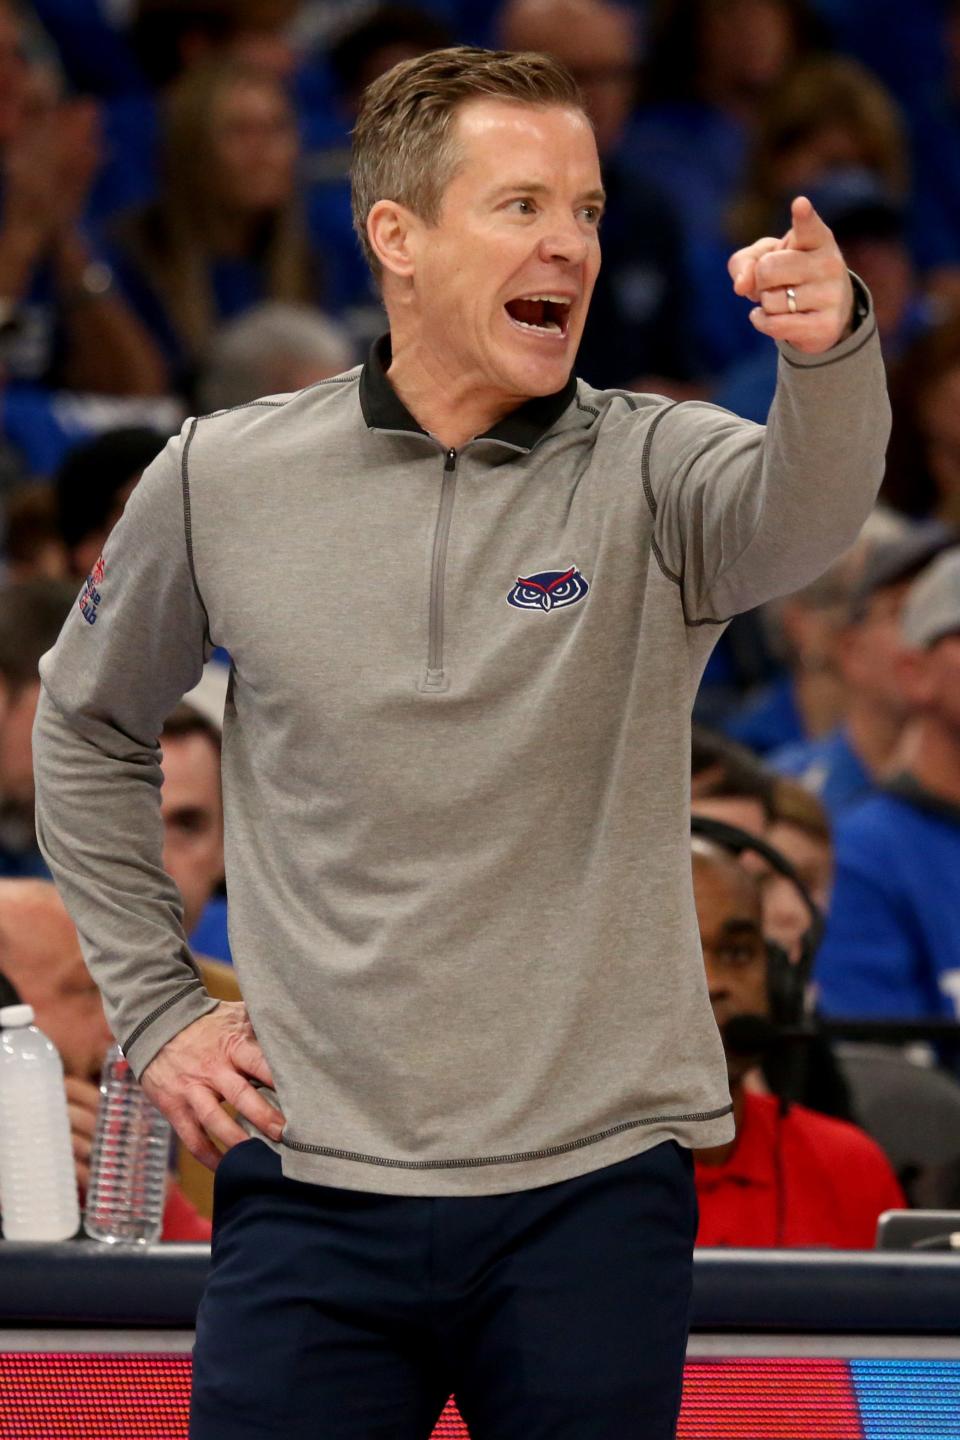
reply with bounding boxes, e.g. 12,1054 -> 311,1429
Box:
160,698 -> 228,963
770,521 -> 955,817
816,547 -> 960,1019
33,47 -> 887,1440
691,838 -> 904,1247
0,878 -> 222,1238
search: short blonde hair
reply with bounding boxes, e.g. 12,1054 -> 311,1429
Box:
351,45 -> 585,275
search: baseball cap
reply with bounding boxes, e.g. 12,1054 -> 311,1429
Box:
848,520 -> 956,621
902,546 -> 960,649
806,168 -> 905,244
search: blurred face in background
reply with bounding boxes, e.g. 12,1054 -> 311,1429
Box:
209,75 -> 298,215
693,849 -> 768,1083
760,819 -> 833,962
161,728 -> 224,936
899,631 -> 960,739
0,1 -> 27,145
499,0 -> 638,156
775,125 -> 871,195
700,0 -> 796,100
836,580 -> 913,721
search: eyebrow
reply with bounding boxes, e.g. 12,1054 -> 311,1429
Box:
718,919 -> 763,939
487,181 -> 606,207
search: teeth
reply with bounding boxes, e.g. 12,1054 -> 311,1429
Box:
518,294 -> 571,305
512,318 -> 562,333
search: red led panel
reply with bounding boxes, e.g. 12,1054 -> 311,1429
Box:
0,1353 -> 870,1438
0,1353 -> 189,1439
678,1360 -> 864,1439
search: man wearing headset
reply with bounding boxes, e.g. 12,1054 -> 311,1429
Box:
691,826 -> 904,1248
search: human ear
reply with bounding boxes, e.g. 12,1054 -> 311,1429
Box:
366,200 -> 418,280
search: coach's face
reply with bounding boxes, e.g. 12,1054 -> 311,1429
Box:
404,99 -> 603,401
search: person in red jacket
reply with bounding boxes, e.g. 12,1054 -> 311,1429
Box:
691,835 -> 905,1247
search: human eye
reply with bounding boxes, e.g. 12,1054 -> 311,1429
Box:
720,943 -> 758,968
505,196 -> 537,216
580,205 -> 603,225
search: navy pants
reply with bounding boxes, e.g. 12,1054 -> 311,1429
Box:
190,1138 -> 697,1439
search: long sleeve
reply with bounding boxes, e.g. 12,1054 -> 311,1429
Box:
33,421 -> 220,1078
643,284 -> 890,623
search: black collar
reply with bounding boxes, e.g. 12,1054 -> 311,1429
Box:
883,772 -> 960,826
358,334 -> 578,451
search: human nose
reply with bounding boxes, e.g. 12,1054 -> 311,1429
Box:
536,217 -> 590,267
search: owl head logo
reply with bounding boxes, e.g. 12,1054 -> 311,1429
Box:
507,565 -> 589,612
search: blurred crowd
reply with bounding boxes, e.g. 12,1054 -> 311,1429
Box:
2,0 -> 960,1250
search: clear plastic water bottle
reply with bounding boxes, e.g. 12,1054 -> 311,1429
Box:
83,1043 -> 171,1245
0,1004 -> 80,1241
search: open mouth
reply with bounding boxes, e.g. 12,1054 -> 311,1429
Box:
504,295 -> 572,338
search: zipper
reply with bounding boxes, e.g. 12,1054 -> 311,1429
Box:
421,447 -> 458,691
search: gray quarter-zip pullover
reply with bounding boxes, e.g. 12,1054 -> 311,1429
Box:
34,308 -> 889,1196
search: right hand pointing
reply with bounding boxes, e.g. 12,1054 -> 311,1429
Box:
140,1001 -> 285,1170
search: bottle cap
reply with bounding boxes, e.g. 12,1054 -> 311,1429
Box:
0,1004 -> 35,1027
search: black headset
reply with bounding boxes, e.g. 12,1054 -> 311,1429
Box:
690,814 -> 825,1028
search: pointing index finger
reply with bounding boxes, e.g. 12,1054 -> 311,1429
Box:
787,195 -> 833,252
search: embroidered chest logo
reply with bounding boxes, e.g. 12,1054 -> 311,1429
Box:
78,553 -> 105,625
506,564 -> 589,612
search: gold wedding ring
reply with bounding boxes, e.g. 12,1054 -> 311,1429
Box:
786,287 -> 798,315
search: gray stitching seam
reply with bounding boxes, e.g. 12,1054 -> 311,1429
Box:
779,321 -> 876,369
179,418 -> 212,646
575,393 -> 600,419
284,1102 -> 734,1170
122,978 -> 205,1054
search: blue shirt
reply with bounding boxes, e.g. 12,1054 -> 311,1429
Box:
724,675 -> 805,756
815,781 -> 960,1019
769,726 -> 873,821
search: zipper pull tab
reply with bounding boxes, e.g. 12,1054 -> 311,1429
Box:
445,449 -> 457,471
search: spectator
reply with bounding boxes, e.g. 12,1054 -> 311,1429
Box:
0,876 -> 232,1234
161,695 -> 230,965
770,521 -> 955,818
628,0 -> 823,371
816,547 -> 960,1019
884,318 -> 960,531
110,58 -> 316,395
89,0 -> 303,225
724,538 -> 868,755
728,56 -> 908,251
2,486 -> 69,581
0,0 -> 166,401
54,425 -> 166,579
197,302 -> 354,411
498,0 -> 700,392
691,835 -> 905,1246
0,578 -> 75,876
303,5 -> 454,337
